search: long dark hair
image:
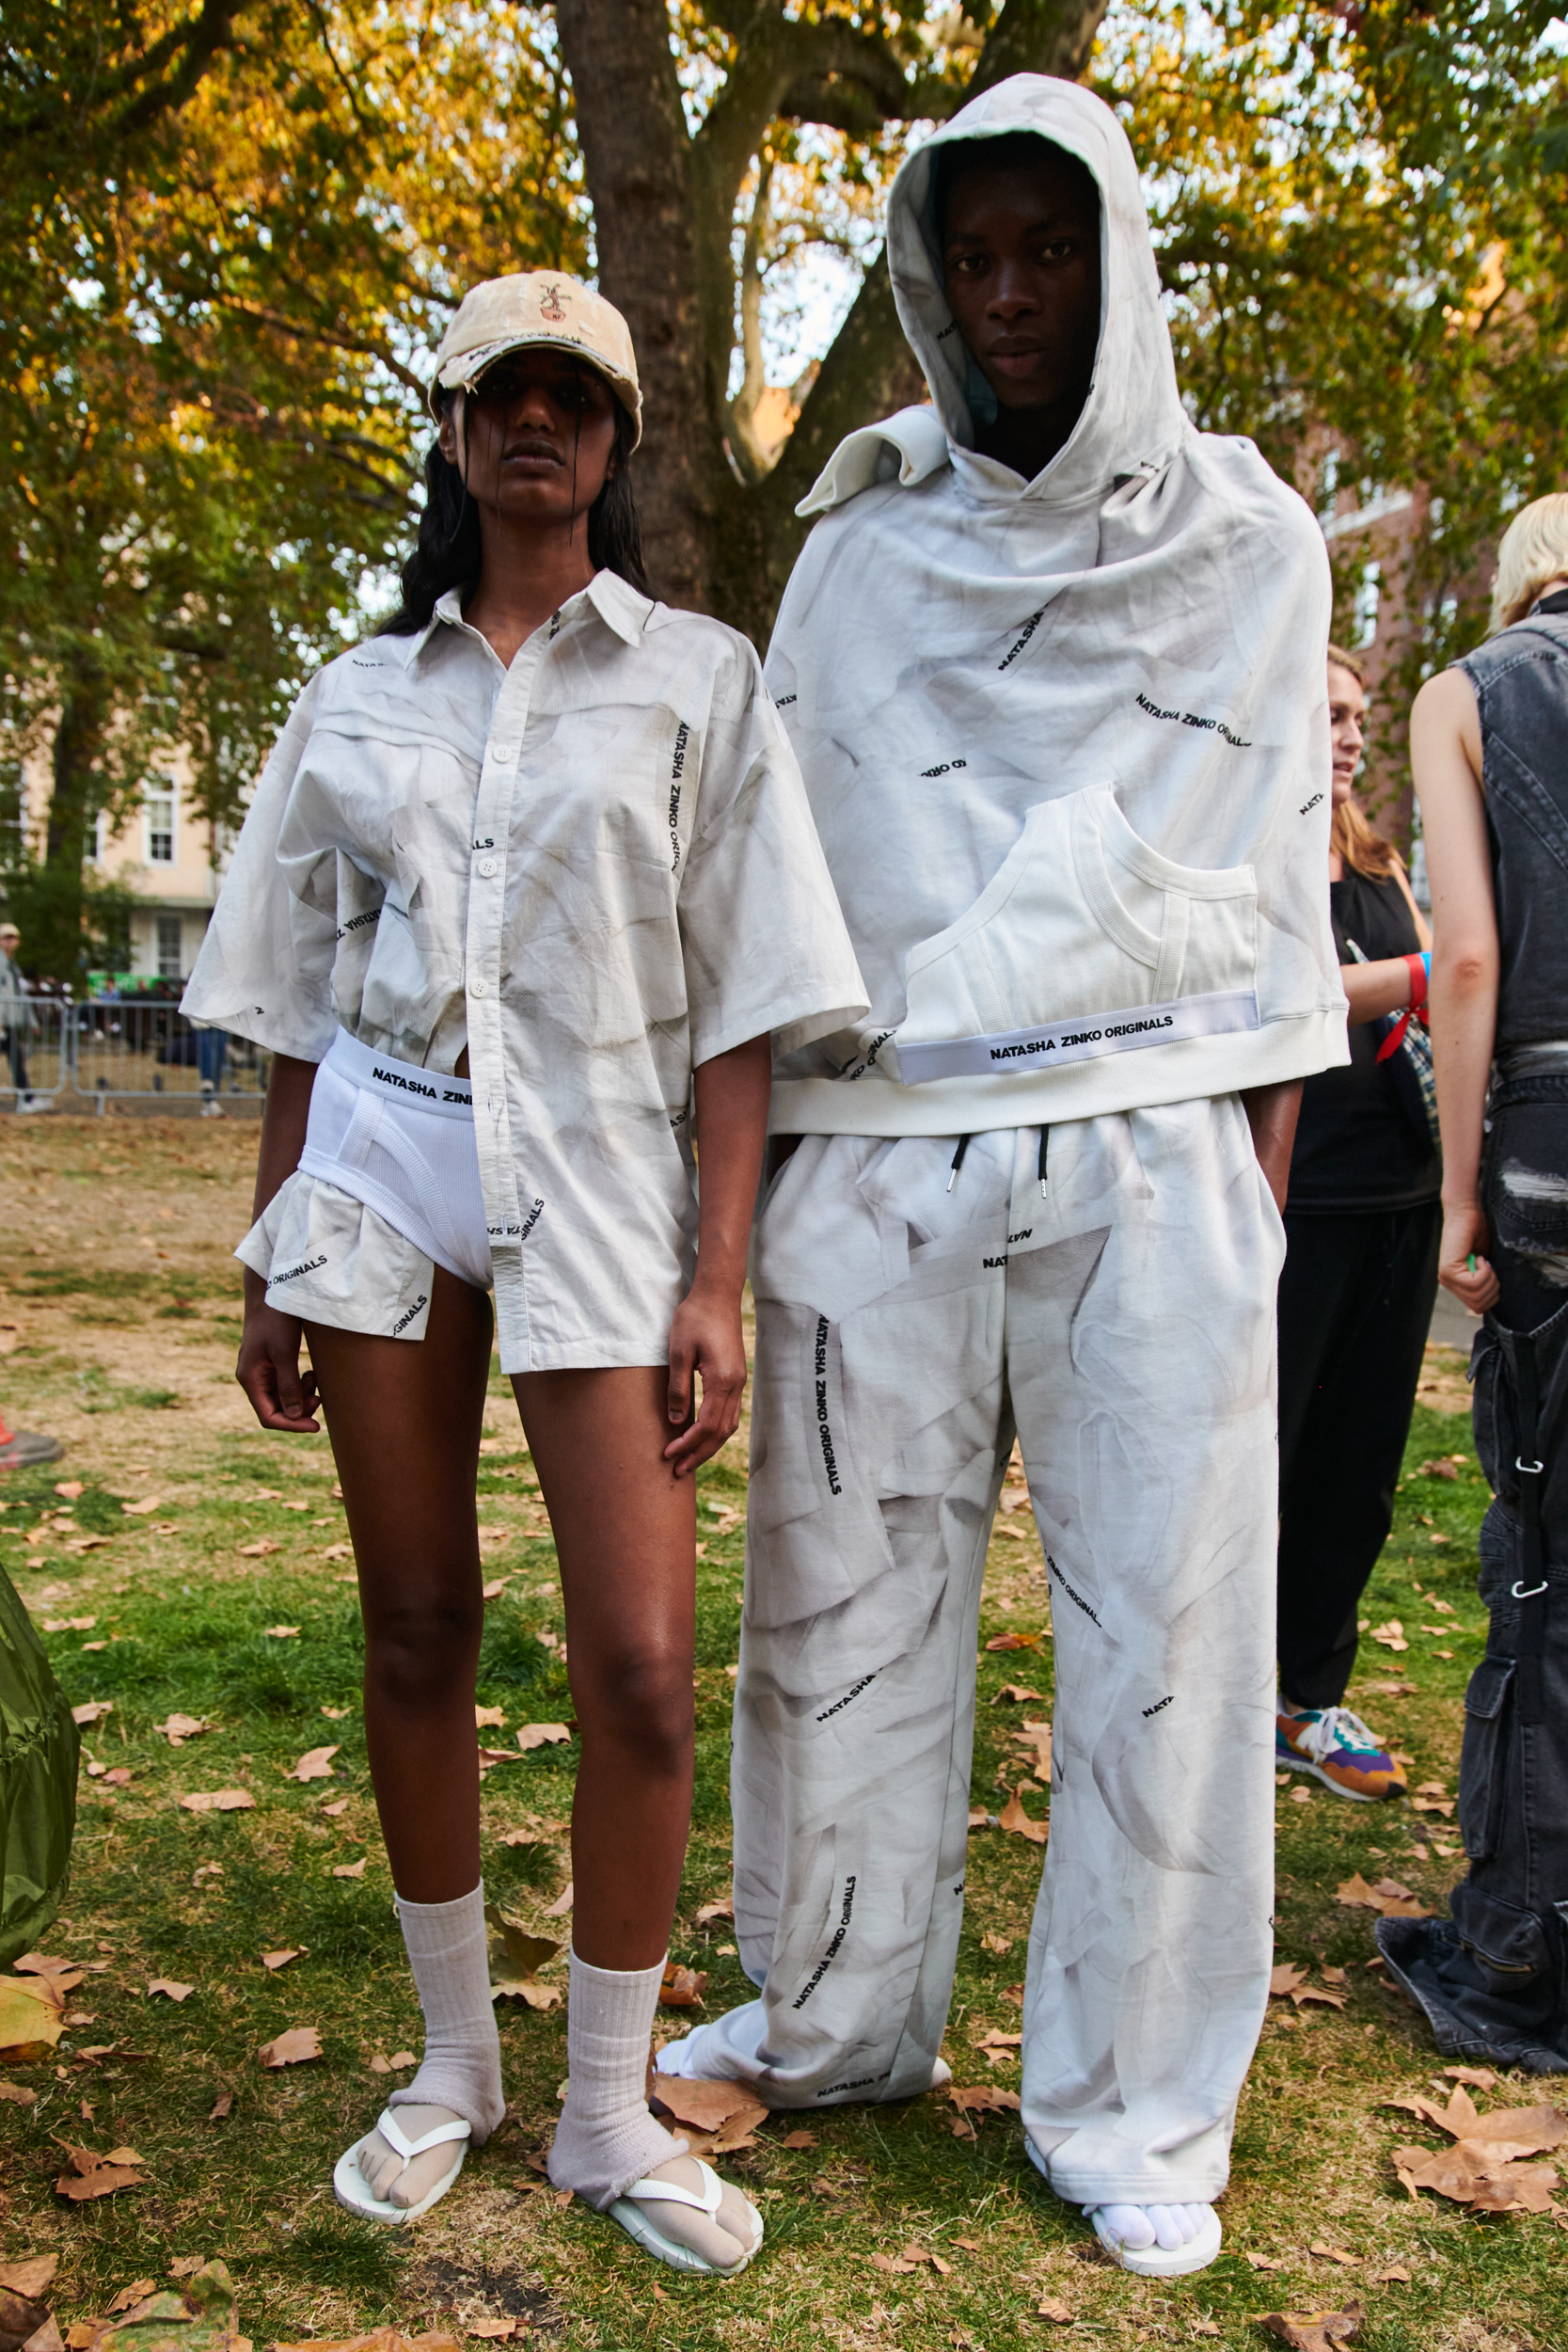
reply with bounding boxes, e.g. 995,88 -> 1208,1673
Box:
377,393 -> 647,637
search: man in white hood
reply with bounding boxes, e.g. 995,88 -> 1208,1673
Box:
659,76 -> 1341,2276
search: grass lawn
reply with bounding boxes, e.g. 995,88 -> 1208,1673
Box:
0,1117 -> 1559,2351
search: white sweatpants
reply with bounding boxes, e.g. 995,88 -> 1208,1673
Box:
680,1103 -> 1282,2205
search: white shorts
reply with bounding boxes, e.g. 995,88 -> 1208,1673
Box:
236,1029 -> 492,1344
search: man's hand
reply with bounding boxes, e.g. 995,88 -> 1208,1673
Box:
664,1279 -> 748,1478
237,1287 -> 321,1432
1438,1200 -> 1499,1313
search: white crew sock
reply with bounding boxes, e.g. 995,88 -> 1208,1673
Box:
387,1883 -> 506,2145
547,1950 -> 687,2210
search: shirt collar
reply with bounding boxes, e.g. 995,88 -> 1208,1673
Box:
582,568 -> 654,646
404,573 -> 651,663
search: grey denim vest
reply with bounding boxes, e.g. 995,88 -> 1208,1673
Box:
1458,599 -> 1568,1056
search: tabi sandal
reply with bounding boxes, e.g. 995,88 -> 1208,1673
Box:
1087,2203 -> 1223,2278
605,2161 -> 764,2278
332,2108 -> 470,2225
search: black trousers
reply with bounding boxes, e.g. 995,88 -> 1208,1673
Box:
1380,1082 -> 1568,2071
1275,1200 -> 1442,1708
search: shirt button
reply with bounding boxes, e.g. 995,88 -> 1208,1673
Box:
468,976 -> 488,998
490,742 -> 517,765
477,856 -> 499,879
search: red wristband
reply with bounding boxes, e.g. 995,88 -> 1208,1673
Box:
1404,953 -> 1428,1011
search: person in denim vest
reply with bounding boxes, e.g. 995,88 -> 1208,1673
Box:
1379,493 -> 1568,2069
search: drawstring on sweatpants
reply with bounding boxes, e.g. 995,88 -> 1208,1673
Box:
946,1135 -> 973,1193
1037,1126 -> 1050,1198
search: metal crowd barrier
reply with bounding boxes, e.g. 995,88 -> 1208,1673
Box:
3,996 -> 269,1112
1,996 -> 69,1107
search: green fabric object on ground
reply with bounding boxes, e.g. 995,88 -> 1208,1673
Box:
0,1560 -> 79,1967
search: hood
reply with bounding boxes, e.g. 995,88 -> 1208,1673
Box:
813,75 -> 1186,515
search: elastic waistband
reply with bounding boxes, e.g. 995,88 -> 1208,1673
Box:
324,1027 -> 474,1120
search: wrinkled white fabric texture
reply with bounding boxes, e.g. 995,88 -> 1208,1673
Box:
676,73 -> 1324,2207
672,1106 -> 1281,2202
766,73 -> 1344,1139
234,1029 -> 491,1337
184,570 -> 867,1372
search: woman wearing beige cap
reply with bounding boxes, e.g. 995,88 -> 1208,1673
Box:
182,273 -> 866,2270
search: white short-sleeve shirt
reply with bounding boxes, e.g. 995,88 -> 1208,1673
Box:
183,571 -> 867,1371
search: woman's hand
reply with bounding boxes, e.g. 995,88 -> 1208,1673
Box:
664,1278 -> 747,1477
237,1280 -> 322,1431
1438,1200 -> 1499,1313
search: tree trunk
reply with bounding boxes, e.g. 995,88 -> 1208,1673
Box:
553,0 -> 1114,643
44,665 -> 109,976
554,0 -> 722,612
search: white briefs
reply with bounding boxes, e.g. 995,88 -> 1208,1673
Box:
236,1029 -> 492,1343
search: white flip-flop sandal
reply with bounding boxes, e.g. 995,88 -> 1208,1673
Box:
606,2160 -> 763,2278
332,2107 -> 471,2225
1086,2202 -> 1223,2277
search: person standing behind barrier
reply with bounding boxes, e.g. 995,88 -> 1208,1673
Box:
1275,647 -> 1438,1802
0,922 -> 40,1112
1377,492 -> 1568,2069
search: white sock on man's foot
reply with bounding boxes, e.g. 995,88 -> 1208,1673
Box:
548,1951 -> 685,2210
1094,2202 -> 1213,2253
387,1883 -> 505,2145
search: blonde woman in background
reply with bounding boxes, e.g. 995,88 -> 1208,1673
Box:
1275,647 -> 1437,1803
1378,492 -> 1568,2070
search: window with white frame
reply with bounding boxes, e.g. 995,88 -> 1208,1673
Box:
156,914 -> 183,979
144,781 -> 176,865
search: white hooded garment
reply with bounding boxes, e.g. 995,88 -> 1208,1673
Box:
767,73 -> 1345,1137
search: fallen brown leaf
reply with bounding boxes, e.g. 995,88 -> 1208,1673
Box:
474,1705 -> 507,1728
0,2078 -> 39,2105
1243,2253 -> 1286,2272
659,1963 -> 708,2009
258,2026 -> 323,2069
263,1625 -> 301,1640
178,1790 -> 255,1814
146,1979 -> 195,2003
1444,2065 -> 1499,2090
651,2077 -> 767,2139
542,1883 -> 574,1917
0,1976 -> 66,2061
54,2142 -> 147,2201
1258,2308 -> 1362,2351
695,1896 -> 735,1927
780,2128 -> 816,2149
492,1979 -> 561,2010
515,1724 -> 570,1751
322,1798 -> 350,1818
71,1702 -> 113,1726
946,2083 -> 1021,2117
992,1683 -> 1043,1704
1035,2301 -> 1072,2325
998,1784 -> 1048,1843
980,1931 -> 1012,1954
484,1905 -> 561,1982
286,1744 -> 340,1783
1270,1963 -> 1308,1998
261,1949 -> 306,1972
1336,1872 -> 1433,1918
208,2090 -> 233,2122
1308,2243 -> 1358,2266
236,1540 -> 279,1557
167,2259 -> 207,2279
1369,2264 -> 1411,2284
106,2282 -> 158,2314
465,2326 -> 515,2342
984,1631 -> 1041,1651
120,1496 -> 161,1516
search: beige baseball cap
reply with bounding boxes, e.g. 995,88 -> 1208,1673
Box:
429,273 -> 641,447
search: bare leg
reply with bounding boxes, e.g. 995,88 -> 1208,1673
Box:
308,1267 -> 496,2207
516,1364 -> 753,2266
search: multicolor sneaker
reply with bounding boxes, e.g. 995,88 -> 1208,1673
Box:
1275,1701 -> 1407,1803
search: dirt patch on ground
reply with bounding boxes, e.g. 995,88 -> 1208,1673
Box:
1417,1340 -> 1474,1417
